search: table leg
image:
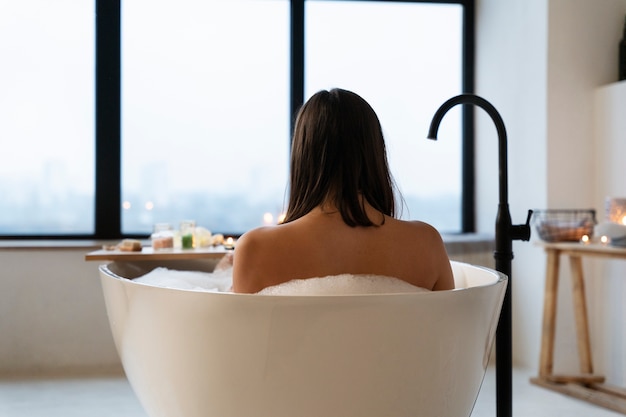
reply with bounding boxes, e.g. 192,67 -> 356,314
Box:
539,249 -> 560,378
569,255 -> 593,374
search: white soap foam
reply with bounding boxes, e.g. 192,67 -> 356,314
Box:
134,267 -> 233,292
133,269 -> 429,295
257,274 -> 429,295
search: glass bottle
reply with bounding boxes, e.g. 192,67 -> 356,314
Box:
151,223 -> 174,250
180,220 -> 196,249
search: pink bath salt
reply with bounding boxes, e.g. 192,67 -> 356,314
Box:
152,236 -> 174,250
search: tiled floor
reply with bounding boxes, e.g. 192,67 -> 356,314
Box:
0,367 -> 622,417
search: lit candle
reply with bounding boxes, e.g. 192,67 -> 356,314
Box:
223,237 -> 235,250
263,212 -> 274,225
580,234 -> 590,244
600,235 -> 610,245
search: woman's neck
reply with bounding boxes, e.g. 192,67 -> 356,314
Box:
315,198 -> 386,226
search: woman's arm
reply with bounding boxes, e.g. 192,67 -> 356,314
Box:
412,221 -> 455,291
232,227 -> 278,293
231,231 -> 258,293
432,258 -> 455,291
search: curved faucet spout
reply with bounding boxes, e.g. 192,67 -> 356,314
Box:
427,93 -> 531,417
427,94 -> 508,206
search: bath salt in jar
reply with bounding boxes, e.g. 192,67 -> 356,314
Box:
151,223 -> 174,250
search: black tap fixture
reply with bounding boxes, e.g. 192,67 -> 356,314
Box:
428,94 -> 532,417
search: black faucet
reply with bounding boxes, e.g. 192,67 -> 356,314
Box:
427,94 -> 532,417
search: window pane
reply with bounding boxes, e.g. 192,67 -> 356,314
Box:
306,1 -> 463,232
122,0 -> 289,235
0,1 -> 95,234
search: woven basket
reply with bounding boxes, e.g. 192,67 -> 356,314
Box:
532,209 -> 596,242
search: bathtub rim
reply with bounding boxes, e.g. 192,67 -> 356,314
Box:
98,260 -> 507,297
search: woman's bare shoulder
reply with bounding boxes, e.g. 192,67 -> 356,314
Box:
392,218 -> 445,240
393,219 -> 454,290
236,225 -> 273,245
237,223 -> 298,251
233,224 -> 304,293
232,227 -> 276,293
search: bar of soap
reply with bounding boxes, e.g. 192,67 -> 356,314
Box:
117,239 -> 142,252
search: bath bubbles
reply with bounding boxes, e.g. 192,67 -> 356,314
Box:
134,267 -> 233,292
132,269 -> 429,295
257,274 -> 429,295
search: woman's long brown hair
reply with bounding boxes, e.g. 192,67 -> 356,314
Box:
283,88 -> 397,227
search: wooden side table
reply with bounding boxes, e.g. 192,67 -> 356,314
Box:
530,242 -> 626,414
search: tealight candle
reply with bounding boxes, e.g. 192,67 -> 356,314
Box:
223,237 -> 235,250
600,235 -> 610,245
580,234 -> 590,244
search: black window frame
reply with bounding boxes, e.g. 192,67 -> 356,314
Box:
2,0 -> 474,240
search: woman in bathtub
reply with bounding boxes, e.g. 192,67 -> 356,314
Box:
232,88 -> 454,293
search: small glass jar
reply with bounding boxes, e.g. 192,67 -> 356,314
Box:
180,220 -> 196,249
151,223 -> 174,250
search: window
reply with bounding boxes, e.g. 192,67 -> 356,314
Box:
0,1 -> 95,235
305,1 -> 463,231
121,0 -> 290,234
0,0 -> 473,238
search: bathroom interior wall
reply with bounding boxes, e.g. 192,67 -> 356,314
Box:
545,0 -> 626,385
475,0 -> 549,371
0,247 -> 123,375
3,0 -> 626,378
476,0 -> 626,382
0,239 -> 494,376
594,82 -> 626,387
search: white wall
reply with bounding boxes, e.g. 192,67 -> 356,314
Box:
594,81 -> 626,386
475,0 -> 549,371
0,247 -> 122,375
476,0 -> 626,382
546,0 -> 626,380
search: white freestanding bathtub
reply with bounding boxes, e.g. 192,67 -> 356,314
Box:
99,260 -> 506,417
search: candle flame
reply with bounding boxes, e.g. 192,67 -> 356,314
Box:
263,212 -> 274,225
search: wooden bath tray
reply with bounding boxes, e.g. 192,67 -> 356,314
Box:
85,246 -> 230,262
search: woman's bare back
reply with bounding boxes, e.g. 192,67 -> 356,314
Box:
232,205 -> 454,293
